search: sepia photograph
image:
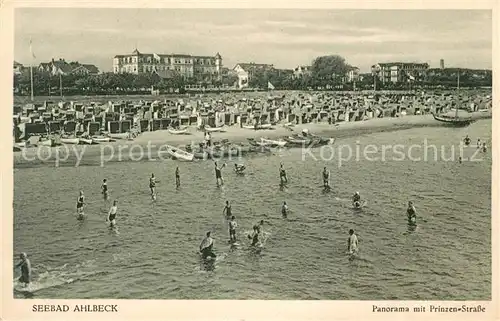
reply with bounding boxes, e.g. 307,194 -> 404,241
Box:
5,1 -> 496,314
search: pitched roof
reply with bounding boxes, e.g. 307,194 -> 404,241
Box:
52,60 -> 74,73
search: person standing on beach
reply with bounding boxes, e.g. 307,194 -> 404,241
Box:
279,162 -> 288,184
214,162 -> 225,186
15,252 -> 32,287
205,131 -> 212,147
107,200 -> 118,228
322,167 -> 330,188
281,201 -> 289,218
101,179 -> 109,200
407,201 -> 416,224
149,173 -> 156,198
222,200 -> 232,219
76,191 -> 85,216
228,216 -> 238,243
175,166 -> 181,188
347,229 -> 359,255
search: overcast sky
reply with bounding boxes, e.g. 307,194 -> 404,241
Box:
14,9 -> 492,73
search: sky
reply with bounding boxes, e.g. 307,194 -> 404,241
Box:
14,9 -> 492,73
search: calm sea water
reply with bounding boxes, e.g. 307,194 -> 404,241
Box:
13,121 -> 492,300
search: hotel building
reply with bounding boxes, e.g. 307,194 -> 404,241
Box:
113,49 -> 222,79
372,62 -> 429,83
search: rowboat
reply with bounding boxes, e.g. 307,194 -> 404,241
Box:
108,133 -> 130,140
61,137 -> 80,145
38,138 -> 55,147
79,137 -> 94,145
204,125 -> 225,133
243,124 -> 274,130
166,145 -> 194,161
432,113 -> 475,127
16,141 -> 27,148
92,136 -> 111,143
261,138 -> 287,147
168,128 -> 189,135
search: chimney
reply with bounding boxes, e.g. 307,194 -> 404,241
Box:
440,59 -> 445,70
51,58 -> 54,63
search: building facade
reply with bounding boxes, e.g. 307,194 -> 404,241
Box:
372,62 -> 429,83
113,49 -> 222,79
345,67 -> 360,83
233,63 -> 275,88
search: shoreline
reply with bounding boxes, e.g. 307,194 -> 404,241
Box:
13,113 -> 491,168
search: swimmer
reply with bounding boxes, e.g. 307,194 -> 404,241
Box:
281,201 -> 288,218
15,252 -> 32,287
199,232 -> 216,259
76,191 -> 85,215
256,219 -> 265,234
352,191 -> 361,206
101,179 -> 108,199
149,173 -> 156,198
222,200 -> 232,219
175,166 -> 181,188
464,135 -> 471,146
234,163 -> 245,174
477,138 -> 481,149
482,142 -> 487,153
228,216 -> 238,243
347,229 -> 359,255
279,162 -> 288,184
107,200 -> 118,227
322,167 -> 330,188
407,201 -> 416,223
214,162 -> 225,186
248,225 -> 260,247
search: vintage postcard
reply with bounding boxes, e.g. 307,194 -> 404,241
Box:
1,0 -> 498,320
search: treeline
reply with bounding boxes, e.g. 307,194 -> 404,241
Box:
14,56 -> 492,96
13,70 -> 239,96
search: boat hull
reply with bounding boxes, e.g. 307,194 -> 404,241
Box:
92,136 -> 111,143
166,146 -> 194,161
108,133 -> 129,140
61,138 -> 80,145
433,114 -> 475,127
168,129 -> 188,135
79,138 -> 94,145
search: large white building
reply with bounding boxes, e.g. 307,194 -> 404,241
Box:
113,49 -> 223,79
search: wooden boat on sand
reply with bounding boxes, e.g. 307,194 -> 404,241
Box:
61,137 -> 80,145
168,128 -> 189,135
166,145 -> 194,161
432,112 -> 475,127
92,136 -> 111,143
108,133 -> 130,140
79,137 -> 94,145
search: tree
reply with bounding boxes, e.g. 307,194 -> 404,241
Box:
311,55 -> 351,85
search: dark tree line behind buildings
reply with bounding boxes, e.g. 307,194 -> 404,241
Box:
14,54 -> 492,96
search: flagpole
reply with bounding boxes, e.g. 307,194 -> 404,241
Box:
59,73 -> 63,98
30,65 -> 34,101
29,38 -> 35,101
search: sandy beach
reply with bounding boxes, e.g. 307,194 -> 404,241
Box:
13,111 -> 491,167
